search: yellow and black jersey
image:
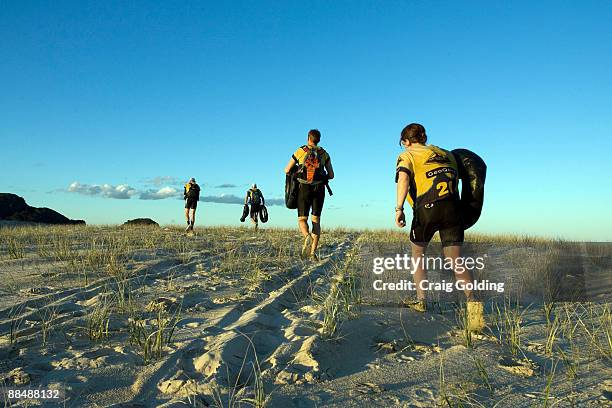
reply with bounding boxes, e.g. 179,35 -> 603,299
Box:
292,145 -> 330,184
395,145 -> 459,209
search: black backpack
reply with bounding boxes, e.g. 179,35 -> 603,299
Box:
185,183 -> 200,199
249,189 -> 262,205
285,166 -> 299,209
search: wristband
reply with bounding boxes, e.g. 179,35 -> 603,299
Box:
395,207 -> 404,212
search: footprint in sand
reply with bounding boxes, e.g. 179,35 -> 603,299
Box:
19,286 -> 56,296
409,387 -> 436,406
212,294 -> 242,304
525,342 -> 545,353
77,292 -> 112,307
146,296 -> 180,312
355,382 -> 386,395
497,355 -> 538,377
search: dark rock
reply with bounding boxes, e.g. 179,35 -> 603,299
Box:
123,218 -> 159,227
0,193 -> 85,225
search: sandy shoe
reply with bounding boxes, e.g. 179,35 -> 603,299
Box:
467,301 -> 486,332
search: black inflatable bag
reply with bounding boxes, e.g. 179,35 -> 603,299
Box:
260,205 -> 269,223
285,167 -> 299,209
451,149 -> 487,230
240,204 -> 249,222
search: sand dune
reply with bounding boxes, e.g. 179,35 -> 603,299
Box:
0,226 -> 610,406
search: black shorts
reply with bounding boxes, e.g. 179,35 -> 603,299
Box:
297,183 -> 325,217
250,203 -> 261,220
410,200 -> 464,247
185,198 -> 198,209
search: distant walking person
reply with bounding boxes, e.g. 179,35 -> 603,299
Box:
284,129 -> 334,260
245,184 -> 265,230
184,177 -> 200,231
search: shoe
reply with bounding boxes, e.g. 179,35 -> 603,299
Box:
466,301 -> 485,332
309,253 -> 319,261
185,224 -> 191,232
401,299 -> 427,313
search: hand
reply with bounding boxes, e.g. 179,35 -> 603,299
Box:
395,210 -> 406,228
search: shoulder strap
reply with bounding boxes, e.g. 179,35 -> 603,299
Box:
317,147 -> 327,164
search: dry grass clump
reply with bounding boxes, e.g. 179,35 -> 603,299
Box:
309,240 -> 363,340
128,305 -> 181,364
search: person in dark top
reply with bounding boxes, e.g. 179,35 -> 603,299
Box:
183,177 -> 200,231
245,184 -> 265,230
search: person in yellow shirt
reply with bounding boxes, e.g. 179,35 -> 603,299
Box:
284,129 -> 335,260
395,123 -> 484,331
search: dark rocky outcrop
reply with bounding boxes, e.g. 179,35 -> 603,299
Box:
123,218 -> 159,227
0,193 -> 85,225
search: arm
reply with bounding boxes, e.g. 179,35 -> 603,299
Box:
261,193 -> 265,206
244,192 -> 249,205
284,157 -> 296,174
396,171 -> 410,228
324,159 -> 334,180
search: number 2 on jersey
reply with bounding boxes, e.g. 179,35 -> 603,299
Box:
436,181 -> 450,197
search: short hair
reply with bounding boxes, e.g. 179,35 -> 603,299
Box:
400,123 -> 427,145
308,129 -> 321,145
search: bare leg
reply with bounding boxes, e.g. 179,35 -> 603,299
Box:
298,216 -> 310,257
310,215 -> 321,256
410,242 -> 427,301
444,244 -> 484,331
190,209 -> 196,229
298,216 -> 310,237
184,208 -> 190,224
443,245 -> 473,300
252,211 -> 259,230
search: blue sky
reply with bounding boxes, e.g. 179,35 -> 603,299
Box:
1,1 -> 610,240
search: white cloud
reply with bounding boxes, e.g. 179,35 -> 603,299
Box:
66,182 -> 283,205
140,186 -> 179,200
201,194 -> 243,204
68,182 -> 138,199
